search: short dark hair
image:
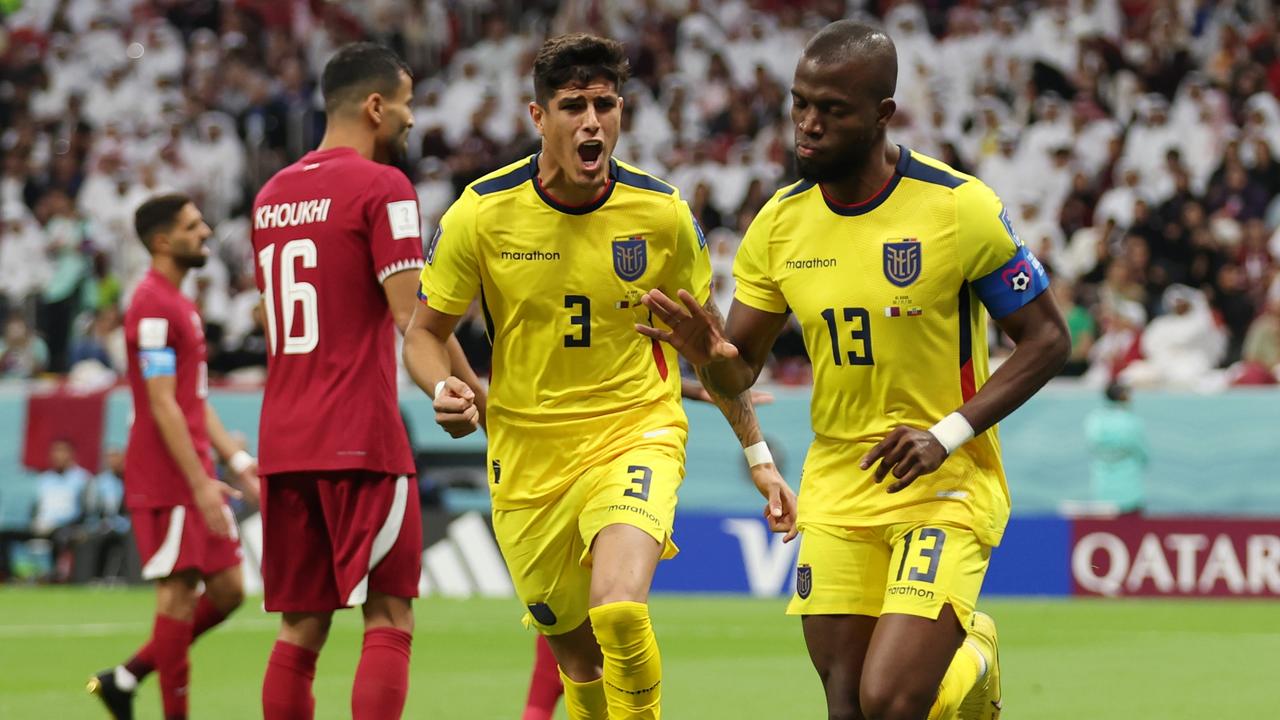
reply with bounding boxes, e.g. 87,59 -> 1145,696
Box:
321,42 -> 412,113
803,20 -> 897,101
134,193 -> 192,252
533,34 -> 629,106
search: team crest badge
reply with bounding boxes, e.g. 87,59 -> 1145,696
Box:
613,236 -> 647,281
796,564 -> 812,599
883,239 -> 921,287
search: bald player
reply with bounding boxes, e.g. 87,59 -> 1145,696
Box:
639,21 -> 1069,720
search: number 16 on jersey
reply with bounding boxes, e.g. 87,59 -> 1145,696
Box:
258,239 -> 319,355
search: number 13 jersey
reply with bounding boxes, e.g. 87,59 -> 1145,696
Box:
251,146 -> 423,477
734,147 -> 1050,546
418,154 -> 711,507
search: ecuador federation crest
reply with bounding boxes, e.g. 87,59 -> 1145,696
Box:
613,236 -> 648,281
796,563 -> 812,599
883,238 -> 921,287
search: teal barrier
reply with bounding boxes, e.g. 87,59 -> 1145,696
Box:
4,383 -> 1278,516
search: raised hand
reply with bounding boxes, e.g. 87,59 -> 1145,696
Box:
636,289 -> 740,367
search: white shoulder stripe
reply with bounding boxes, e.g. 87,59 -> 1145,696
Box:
377,258 -> 425,284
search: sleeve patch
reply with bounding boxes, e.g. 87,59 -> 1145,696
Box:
693,216 -> 707,250
425,225 -> 442,264
998,208 -> 1024,248
138,348 -> 177,378
387,200 -> 421,240
138,317 -> 169,350
972,245 -> 1050,319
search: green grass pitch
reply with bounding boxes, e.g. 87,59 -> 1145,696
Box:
0,588 -> 1274,718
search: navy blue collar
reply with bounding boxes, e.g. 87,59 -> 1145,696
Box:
531,153 -> 617,215
819,145 -> 910,217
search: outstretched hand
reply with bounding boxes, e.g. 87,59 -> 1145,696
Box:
635,289 -> 740,367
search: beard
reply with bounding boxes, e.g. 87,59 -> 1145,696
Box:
795,131 -> 877,184
175,251 -> 208,269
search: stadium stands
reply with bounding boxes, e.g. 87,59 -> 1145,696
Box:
0,0 -> 1278,389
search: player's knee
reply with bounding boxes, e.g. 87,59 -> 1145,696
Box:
362,592 -> 414,632
859,681 -> 934,720
281,612 -> 333,651
816,665 -> 862,720
208,581 -> 245,612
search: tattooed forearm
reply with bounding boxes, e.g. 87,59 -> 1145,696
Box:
697,301 -> 764,448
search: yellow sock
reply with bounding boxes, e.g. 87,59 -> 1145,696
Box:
589,601 -> 662,719
928,642 -> 984,720
559,668 -> 608,720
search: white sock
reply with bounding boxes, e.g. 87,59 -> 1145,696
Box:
114,665 -> 138,692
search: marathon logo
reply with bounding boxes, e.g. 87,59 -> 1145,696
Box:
254,198 -> 332,230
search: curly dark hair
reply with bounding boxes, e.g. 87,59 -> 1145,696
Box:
532,34 -> 630,106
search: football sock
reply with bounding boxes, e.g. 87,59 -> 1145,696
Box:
558,669 -> 608,720
928,641 -> 985,720
151,614 -> 193,719
351,627 -> 412,720
125,594 -> 231,681
589,601 -> 662,719
522,635 -> 564,720
262,640 -> 318,720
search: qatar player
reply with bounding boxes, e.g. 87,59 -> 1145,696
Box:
252,43 -> 484,720
89,193 -> 259,720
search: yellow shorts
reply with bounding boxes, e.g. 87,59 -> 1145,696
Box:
785,522 -> 990,626
492,433 -> 684,635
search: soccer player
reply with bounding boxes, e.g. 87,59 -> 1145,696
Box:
638,21 -> 1071,720
405,34 -> 796,719
89,193 -> 259,720
251,43 -> 484,720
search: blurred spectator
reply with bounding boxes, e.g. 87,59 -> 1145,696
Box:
0,313 -> 50,378
1082,383 -> 1148,517
67,304 -> 125,373
1123,285 -> 1227,389
32,439 -> 90,582
1052,277 -> 1095,377
1085,300 -> 1145,388
1235,298 -> 1280,384
77,448 -> 131,582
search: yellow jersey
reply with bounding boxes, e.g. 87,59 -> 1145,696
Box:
734,147 -> 1050,546
419,153 -> 712,507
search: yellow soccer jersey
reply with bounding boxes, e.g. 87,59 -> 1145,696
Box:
419,153 -> 711,507
734,147 -> 1050,547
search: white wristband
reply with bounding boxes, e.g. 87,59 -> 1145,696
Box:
928,412 -> 975,455
433,380 -> 447,399
744,441 -> 774,467
228,450 -> 255,475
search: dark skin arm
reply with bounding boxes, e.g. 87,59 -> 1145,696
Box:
860,288 -> 1071,492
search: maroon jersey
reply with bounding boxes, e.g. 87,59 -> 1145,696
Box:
252,147 -> 423,476
124,269 -> 213,509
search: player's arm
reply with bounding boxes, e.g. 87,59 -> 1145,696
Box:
204,403 -> 259,504
695,300 -> 797,541
385,270 -> 487,429
403,302 -> 480,438
863,186 -> 1071,492
140,354 -> 238,538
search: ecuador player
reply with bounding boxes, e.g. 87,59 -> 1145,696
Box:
89,194 -> 259,720
638,22 -> 1070,720
405,34 -> 796,719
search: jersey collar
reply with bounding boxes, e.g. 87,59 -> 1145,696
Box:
531,153 -> 617,215
819,145 -> 911,217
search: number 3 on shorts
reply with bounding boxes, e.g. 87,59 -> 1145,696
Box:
623,465 -> 652,502
896,527 -> 946,583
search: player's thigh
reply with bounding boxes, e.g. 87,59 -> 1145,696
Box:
492,482 -> 592,636
260,474 -> 340,613
202,562 -> 246,612
860,604 -> 965,717
802,614 -> 877,716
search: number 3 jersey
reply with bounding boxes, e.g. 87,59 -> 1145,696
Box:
418,154 -> 711,507
734,147 -> 1050,547
251,147 -> 423,477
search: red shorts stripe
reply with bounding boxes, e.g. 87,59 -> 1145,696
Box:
261,471 -> 422,613
132,504 -> 242,580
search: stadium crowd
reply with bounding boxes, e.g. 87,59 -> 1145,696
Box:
1,0 -> 1279,390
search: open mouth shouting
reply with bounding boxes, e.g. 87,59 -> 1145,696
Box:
577,139 -> 605,173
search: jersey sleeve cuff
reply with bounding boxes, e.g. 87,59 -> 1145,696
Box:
971,245 -> 1050,319
377,258 -> 426,284
733,290 -> 788,315
418,292 -> 470,316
